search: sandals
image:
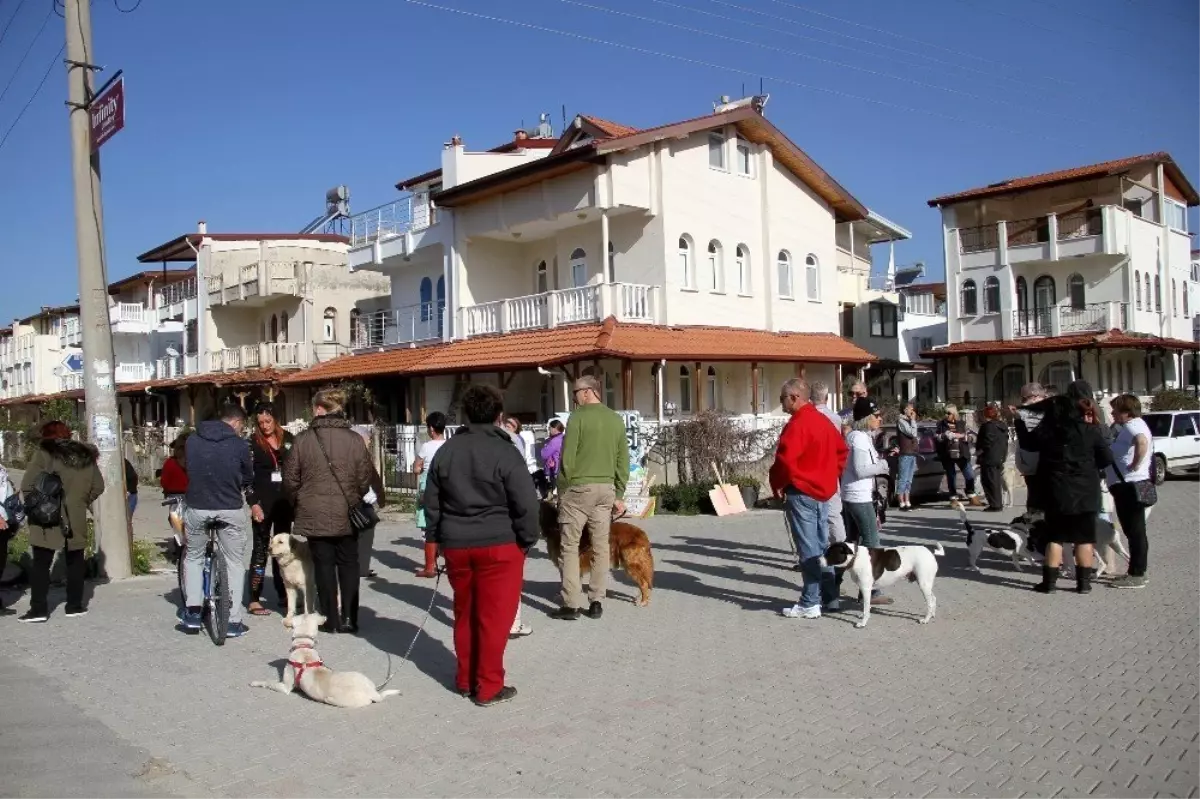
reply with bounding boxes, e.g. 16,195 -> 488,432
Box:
247,602 -> 272,616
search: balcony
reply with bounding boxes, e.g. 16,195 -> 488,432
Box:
110,302 -> 153,334
156,356 -> 182,379
354,303 -> 443,349
1012,302 -> 1128,339
61,372 -> 84,391
206,262 -> 302,306
59,317 -> 82,347
349,192 -> 434,249
956,207 -> 1113,269
460,283 -> 660,338
156,278 -> 198,321
208,342 -> 311,372
115,362 -> 154,383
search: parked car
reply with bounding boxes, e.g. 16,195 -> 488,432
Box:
1140,411 -> 1200,484
875,422 -> 947,506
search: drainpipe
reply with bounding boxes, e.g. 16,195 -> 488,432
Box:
186,236 -> 204,372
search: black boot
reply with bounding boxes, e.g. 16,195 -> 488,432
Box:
1075,566 -> 1094,594
1033,564 -> 1058,593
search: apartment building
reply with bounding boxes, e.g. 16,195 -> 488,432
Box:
0,305 -> 81,400
924,152 -> 1199,405
295,98 -> 886,423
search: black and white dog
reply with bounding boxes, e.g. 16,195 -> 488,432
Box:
951,499 -> 1032,571
822,541 -> 944,628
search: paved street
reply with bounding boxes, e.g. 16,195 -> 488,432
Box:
1,481 -> 1197,798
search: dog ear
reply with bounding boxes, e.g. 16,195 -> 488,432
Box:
883,549 -> 903,572
312,613 -> 325,627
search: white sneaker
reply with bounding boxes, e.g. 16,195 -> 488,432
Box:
781,604 -> 821,619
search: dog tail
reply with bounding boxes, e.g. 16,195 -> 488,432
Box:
928,543 -> 946,557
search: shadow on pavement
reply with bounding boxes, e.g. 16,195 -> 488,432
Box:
355,605 -> 457,693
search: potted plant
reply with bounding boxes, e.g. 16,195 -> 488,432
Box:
730,475 -> 762,508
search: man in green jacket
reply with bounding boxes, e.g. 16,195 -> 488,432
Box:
551,375 -> 630,621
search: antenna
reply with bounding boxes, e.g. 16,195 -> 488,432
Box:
561,104 -> 566,131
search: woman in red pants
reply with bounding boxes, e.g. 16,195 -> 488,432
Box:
422,384 -> 540,707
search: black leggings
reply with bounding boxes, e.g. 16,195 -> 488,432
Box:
1111,484 -> 1149,576
29,546 -> 85,615
979,464 -> 1004,509
309,534 -> 359,624
249,513 -> 288,604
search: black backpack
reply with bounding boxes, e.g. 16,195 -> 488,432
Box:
24,471 -> 67,532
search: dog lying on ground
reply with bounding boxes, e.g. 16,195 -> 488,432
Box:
951,499 -> 1031,571
822,541 -> 943,628
268,533 -> 317,627
538,500 -> 654,606
250,613 -> 399,708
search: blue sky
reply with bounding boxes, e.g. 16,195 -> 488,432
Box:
0,0 -> 1196,322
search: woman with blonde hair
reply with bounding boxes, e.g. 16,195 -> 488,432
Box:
936,404 -> 980,504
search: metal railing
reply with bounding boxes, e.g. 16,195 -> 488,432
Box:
959,209 -> 1106,254
156,356 -> 181,379
866,274 -> 895,292
353,303 -> 444,348
959,224 -> 1001,254
1012,308 -> 1054,338
1006,216 -> 1050,247
1012,302 -> 1127,337
349,191 -> 433,248
1057,208 -> 1103,240
156,277 -> 197,306
1060,302 -> 1122,334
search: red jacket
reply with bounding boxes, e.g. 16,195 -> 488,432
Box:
769,404 -> 848,502
159,457 -> 189,494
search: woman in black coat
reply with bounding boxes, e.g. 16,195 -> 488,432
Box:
974,405 -> 1009,512
1013,380 -> 1113,594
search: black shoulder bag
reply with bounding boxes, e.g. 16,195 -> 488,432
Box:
312,429 -> 379,532
1112,459 -> 1157,507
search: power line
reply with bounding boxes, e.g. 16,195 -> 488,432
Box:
0,5 -> 53,107
0,42 -> 64,152
950,0 -> 1111,48
0,0 -> 30,49
401,0 -> 1068,143
550,0 -> 1108,128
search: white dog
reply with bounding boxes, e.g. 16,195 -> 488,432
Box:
1092,484 -> 1133,579
269,533 -> 317,627
951,499 -> 1031,571
250,613 -> 400,708
822,541 -> 943,628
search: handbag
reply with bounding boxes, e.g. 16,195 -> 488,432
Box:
3,481 -> 25,528
1112,461 -> 1157,507
312,429 -> 379,533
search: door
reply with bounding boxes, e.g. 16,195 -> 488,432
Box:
1033,276 -> 1055,335
1170,412 -> 1200,469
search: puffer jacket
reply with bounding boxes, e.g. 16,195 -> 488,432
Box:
282,414 -> 372,538
20,438 -> 105,552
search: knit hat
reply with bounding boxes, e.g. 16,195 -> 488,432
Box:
852,397 -> 879,422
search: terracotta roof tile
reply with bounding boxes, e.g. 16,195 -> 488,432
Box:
579,115 -> 640,139
922,330 -> 1200,359
928,152 -> 1199,207
279,346 -> 445,385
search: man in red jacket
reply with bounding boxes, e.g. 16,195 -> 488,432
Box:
769,377 -> 849,620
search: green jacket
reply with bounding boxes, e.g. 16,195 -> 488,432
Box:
558,403 -> 630,495
20,438 -> 106,552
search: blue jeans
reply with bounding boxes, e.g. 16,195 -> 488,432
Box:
127,493 -> 138,516
896,455 -> 917,496
784,489 -> 836,609
945,458 -> 976,496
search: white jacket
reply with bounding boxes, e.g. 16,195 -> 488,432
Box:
841,429 -> 889,504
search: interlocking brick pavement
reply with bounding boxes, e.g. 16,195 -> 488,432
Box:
1,480 -> 1196,797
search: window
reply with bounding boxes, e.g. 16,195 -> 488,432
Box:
1063,273 -> 1085,310
777,251 -> 793,298
841,304 -> 854,337
708,132 -> 726,170
1185,287 -> 1190,317
1135,270 -> 1142,310
1123,198 -> 1143,218
805,254 -> 820,300
707,240 -> 723,292
1144,273 -> 1152,310
992,364 -> 1026,402
270,314 -> 279,342
570,248 -> 587,288
705,366 -> 719,410
322,307 -> 336,342
735,137 -> 752,176
678,236 -> 693,288
279,311 -> 289,342
1040,360 -> 1073,394
604,372 -> 616,408
983,276 -> 1001,313
608,241 -> 615,282
535,260 -> 548,293
1165,199 -> 1187,232
350,308 -> 362,347
869,302 -> 897,338
679,366 -> 692,412
960,279 -> 978,316
1154,275 -> 1161,313
1172,413 -> 1197,438
436,276 -> 446,330
736,245 -> 751,295
419,277 -> 433,322
1173,280 -> 1178,316
1193,263 -> 1200,282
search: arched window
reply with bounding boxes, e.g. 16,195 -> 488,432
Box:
1172,279 -> 1178,316
736,245 -> 751,295
1015,275 -> 1030,334
535,260 -> 548,293
1068,273 -> 1085,310
279,311 -> 289,343
1144,274 -> 1151,311
270,314 -> 278,342
679,365 -> 693,413
419,276 -> 433,322
1185,285 -> 1190,318
1135,270 -> 1142,310
322,307 -> 336,342
707,240 -> 723,292
960,279 -> 978,316
706,366 -> 719,410
1033,275 -> 1056,310
992,364 -> 1025,403
983,276 -> 1001,313
1039,360 -> 1073,393
805,254 -> 820,300
570,248 -> 588,288
436,276 -> 446,331
607,241 -> 615,282
678,236 -> 693,288
777,250 -> 793,298
350,308 -> 362,348
1154,275 -> 1161,312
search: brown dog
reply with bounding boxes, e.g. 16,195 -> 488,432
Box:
539,500 -> 654,606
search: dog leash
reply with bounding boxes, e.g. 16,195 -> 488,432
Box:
375,565 -> 443,691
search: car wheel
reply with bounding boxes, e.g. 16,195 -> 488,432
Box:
1153,454 -> 1167,486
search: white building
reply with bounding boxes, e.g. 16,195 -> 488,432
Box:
0,305 -> 80,401
925,152 -> 1199,405
297,99 -> 887,423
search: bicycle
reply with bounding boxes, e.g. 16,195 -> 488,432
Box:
166,498 -> 233,646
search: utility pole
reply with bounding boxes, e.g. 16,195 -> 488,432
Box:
65,0 -> 131,578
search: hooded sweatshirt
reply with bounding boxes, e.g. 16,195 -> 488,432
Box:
185,420 -> 255,511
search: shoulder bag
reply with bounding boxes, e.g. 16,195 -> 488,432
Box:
1111,460 -> 1157,507
312,429 -> 379,532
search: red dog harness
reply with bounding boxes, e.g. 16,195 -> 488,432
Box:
288,641 -> 324,688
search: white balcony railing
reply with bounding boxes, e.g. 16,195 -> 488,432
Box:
61,372 -> 85,391
110,302 -> 149,328
156,277 -> 197,307
461,283 -> 659,338
206,262 -> 302,306
115,362 -> 154,383
208,342 -> 310,372
156,356 -> 182,379
59,317 -> 82,347
348,192 -> 433,248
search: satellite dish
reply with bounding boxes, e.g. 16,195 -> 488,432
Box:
165,345 -> 180,358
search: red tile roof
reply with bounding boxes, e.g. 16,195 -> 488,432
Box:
922,330 -> 1200,359
280,319 -> 877,385
578,115 -> 640,139
928,152 -> 1199,207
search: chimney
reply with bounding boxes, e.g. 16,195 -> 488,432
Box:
447,134 -> 463,148
197,220 -> 207,234
514,129 -> 528,142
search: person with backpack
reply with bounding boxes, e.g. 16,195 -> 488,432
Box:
18,420 -> 105,623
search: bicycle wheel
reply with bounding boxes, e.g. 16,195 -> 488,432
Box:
206,551 -> 230,646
